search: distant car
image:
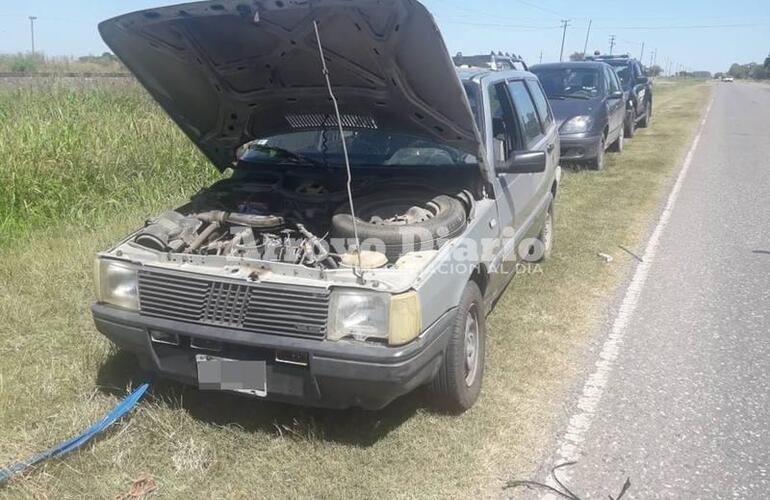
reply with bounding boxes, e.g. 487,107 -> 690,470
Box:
530,61 -> 626,170
722,76 -> 735,82
588,55 -> 653,138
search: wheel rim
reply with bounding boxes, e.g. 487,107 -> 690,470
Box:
464,305 -> 480,387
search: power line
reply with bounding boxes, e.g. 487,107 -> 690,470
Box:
593,22 -> 770,30
440,20 -> 562,30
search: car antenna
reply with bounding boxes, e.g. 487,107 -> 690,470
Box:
312,19 -> 365,283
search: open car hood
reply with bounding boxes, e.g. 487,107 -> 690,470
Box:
99,0 -> 483,171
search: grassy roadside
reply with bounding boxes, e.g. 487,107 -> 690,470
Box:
0,80 -> 710,498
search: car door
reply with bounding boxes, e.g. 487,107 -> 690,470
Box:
632,61 -> 649,115
604,66 -> 624,138
507,78 -> 559,241
486,77 -> 555,297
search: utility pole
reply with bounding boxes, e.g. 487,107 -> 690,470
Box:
582,19 -> 592,58
640,42 -> 645,62
539,50 -> 543,64
29,16 -> 37,55
559,19 -> 571,62
649,50 -> 654,70
609,34 -> 616,55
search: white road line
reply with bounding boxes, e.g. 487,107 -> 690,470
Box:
541,96 -> 715,498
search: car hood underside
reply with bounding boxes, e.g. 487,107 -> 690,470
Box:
99,0 -> 483,171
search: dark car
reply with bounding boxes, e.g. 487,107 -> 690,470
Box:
530,62 -> 625,170
588,55 -> 653,138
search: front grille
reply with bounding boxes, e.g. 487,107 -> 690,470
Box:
138,270 -> 329,339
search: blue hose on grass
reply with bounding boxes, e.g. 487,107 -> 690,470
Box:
0,382 -> 150,483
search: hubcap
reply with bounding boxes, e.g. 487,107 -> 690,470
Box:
464,305 -> 480,386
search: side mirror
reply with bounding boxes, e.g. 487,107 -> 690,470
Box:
636,76 -> 649,84
496,150 -> 547,174
609,90 -> 624,99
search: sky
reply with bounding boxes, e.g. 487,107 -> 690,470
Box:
1,0 -> 768,74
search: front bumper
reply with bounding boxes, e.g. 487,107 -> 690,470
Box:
92,304 -> 454,410
559,133 -> 603,161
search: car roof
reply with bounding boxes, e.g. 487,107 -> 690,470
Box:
457,68 -> 535,82
530,61 -> 609,71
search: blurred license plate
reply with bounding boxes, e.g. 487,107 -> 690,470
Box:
196,354 -> 267,397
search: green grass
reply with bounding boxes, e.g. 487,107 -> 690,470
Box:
0,80 -> 217,247
0,79 -> 710,498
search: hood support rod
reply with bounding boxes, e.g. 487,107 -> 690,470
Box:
312,19 -> 365,283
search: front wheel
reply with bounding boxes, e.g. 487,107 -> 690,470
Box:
610,126 -> 624,153
430,281 -> 485,413
588,137 -> 606,170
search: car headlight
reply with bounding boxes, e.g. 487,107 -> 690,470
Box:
328,289 -> 422,346
560,115 -> 593,134
95,259 -> 139,311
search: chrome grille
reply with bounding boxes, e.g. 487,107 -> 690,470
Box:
138,270 -> 329,339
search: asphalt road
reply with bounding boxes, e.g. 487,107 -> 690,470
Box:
536,82 -> 770,499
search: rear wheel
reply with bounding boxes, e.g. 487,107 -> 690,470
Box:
624,110 -> 636,138
638,104 -> 651,128
430,281 -> 485,413
534,205 -> 554,262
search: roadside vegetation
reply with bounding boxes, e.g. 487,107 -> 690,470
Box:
0,78 -> 710,498
0,53 -> 127,75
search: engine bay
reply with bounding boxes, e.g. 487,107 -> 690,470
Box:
129,170 -> 474,271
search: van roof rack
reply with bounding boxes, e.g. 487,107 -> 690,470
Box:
452,51 -> 528,72
586,54 -> 631,61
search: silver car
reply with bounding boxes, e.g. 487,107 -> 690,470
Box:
93,0 -> 561,412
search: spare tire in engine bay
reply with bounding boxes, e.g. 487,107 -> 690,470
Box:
331,188 -> 468,262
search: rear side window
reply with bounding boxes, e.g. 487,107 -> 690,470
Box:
525,79 -> 554,130
507,80 -> 544,148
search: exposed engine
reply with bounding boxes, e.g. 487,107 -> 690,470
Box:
131,172 -> 470,270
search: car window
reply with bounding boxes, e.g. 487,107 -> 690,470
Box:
606,66 -> 621,94
614,64 -> 632,88
507,80 -> 544,148
463,81 -> 483,133
525,79 -> 554,130
488,82 -> 520,161
531,67 -> 603,99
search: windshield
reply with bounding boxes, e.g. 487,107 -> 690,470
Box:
531,68 -> 604,99
238,130 -> 477,167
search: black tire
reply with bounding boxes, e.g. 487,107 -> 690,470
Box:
624,110 -> 636,138
332,188 -> 467,261
588,137 -> 606,170
638,104 -> 651,128
610,126 -> 624,153
430,281 -> 485,413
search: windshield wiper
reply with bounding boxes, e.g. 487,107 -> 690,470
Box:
246,144 -> 322,166
550,94 -> 591,100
